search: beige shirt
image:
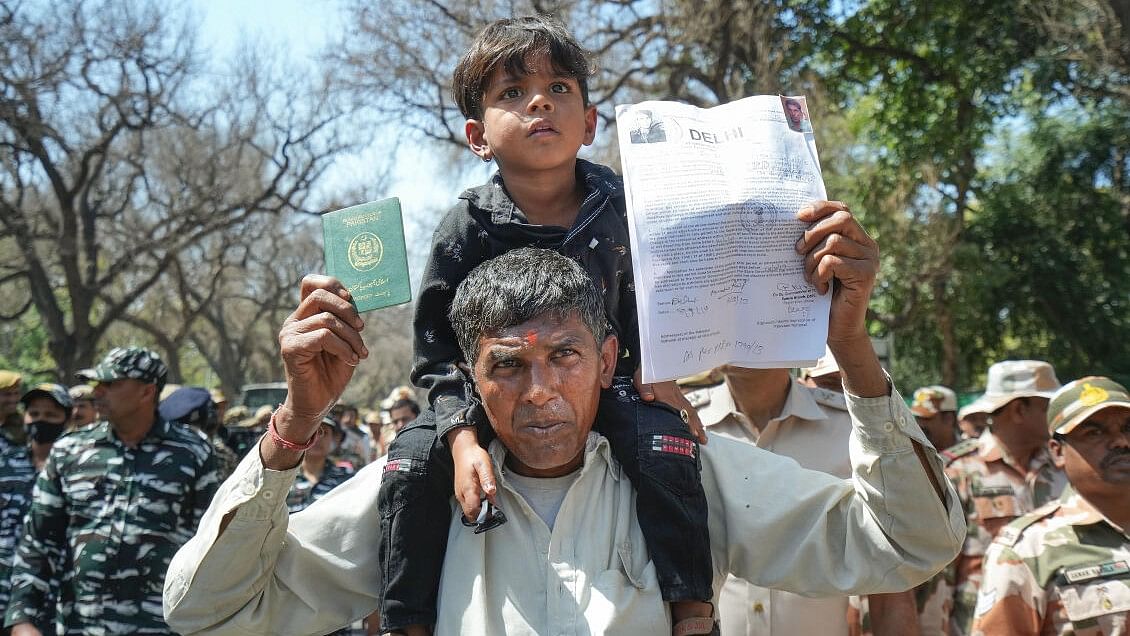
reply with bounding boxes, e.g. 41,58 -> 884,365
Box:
695,378 -> 855,636
163,387 -> 965,636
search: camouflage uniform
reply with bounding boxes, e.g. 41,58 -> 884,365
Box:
3,419 -> 219,634
917,432 -> 1067,635
0,447 -> 36,615
972,487 -> 1130,635
286,461 -> 355,513
208,436 -> 239,482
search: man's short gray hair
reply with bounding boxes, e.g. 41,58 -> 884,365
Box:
449,248 -> 610,364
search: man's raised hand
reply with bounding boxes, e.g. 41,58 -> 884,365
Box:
264,276 -> 368,468
795,201 -> 879,346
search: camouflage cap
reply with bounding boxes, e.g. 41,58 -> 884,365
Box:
1047,376 -> 1130,435
961,360 -> 1060,416
68,384 -> 95,401
21,383 -> 74,413
76,346 -> 168,389
910,385 -> 958,417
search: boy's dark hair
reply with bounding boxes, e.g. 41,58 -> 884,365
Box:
452,15 -> 594,120
449,248 -> 610,365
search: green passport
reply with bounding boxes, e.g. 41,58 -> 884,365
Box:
321,197 -> 412,313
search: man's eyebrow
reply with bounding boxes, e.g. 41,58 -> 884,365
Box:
554,335 -> 586,349
484,347 -> 519,363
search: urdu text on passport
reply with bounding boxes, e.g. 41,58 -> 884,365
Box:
321,197 -> 412,313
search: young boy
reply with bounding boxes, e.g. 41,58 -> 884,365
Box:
377,16 -> 716,635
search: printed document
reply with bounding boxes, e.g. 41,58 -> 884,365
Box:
616,95 -> 830,382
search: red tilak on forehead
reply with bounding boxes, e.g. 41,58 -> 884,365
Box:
524,330 -> 538,345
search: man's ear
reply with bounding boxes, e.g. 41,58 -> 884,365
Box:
1048,437 -> 1067,469
465,119 -> 492,161
599,334 -> 618,388
582,105 -> 597,146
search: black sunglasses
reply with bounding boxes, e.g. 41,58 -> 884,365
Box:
460,500 -> 507,534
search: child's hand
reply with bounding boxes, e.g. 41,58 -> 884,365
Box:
447,427 -> 498,520
633,369 -> 708,445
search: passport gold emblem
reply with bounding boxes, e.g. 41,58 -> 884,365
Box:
348,232 -> 384,272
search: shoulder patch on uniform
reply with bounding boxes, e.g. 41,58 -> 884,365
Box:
941,437 -> 979,464
992,501 -> 1061,547
811,387 -> 847,411
974,587 -> 997,617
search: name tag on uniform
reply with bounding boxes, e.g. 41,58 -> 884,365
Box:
972,485 -> 1014,498
1064,560 -> 1130,583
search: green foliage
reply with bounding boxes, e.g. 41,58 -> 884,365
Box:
967,105 -> 1130,381
0,308 -> 59,384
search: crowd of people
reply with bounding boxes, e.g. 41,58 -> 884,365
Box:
2,13 -> 1126,636
0,351 -> 419,636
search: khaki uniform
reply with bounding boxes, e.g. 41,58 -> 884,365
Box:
691,378 -> 855,636
918,432 -> 1067,635
972,487 -> 1130,635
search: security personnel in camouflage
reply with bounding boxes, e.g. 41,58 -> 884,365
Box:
0,384 -> 73,635
972,376 -> 1130,635
0,371 -> 23,450
286,417 -> 355,514
3,347 -> 220,636
920,360 -> 1067,635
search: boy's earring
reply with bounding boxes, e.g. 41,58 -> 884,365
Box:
482,155 -> 492,163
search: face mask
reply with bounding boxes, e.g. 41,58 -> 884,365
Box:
27,420 -> 65,444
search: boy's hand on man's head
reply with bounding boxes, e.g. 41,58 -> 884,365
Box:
449,427 -> 498,520
634,370 -> 708,445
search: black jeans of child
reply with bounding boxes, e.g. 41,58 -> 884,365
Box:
376,377 -> 713,632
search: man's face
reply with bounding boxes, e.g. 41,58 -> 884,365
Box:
472,311 -> 616,478
92,378 -> 154,425
0,387 -> 20,417
466,54 -> 597,176
388,406 -> 416,433
23,397 -> 66,426
959,412 -> 988,438
1052,406 -> 1130,492
306,422 -> 337,461
1019,397 -> 1051,440
71,399 -> 97,427
635,110 -> 653,131
786,101 -> 804,125
916,411 -> 957,450
339,408 -> 358,428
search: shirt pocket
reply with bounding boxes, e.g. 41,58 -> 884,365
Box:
589,541 -> 665,635
1059,571 -> 1130,633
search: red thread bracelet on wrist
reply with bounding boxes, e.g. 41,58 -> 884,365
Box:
267,409 -> 323,452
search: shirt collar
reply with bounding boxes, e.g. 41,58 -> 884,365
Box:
488,430 -> 620,484
463,159 -> 623,227
93,417 -> 172,445
702,377 -> 828,428
978,431 -> 1054,471
1057,485 -> 1128,535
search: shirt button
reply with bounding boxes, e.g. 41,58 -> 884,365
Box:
242,482 -> 256,496
262,490 -> 274,500
753,602 -> 764,614
884,422 -> 895,432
